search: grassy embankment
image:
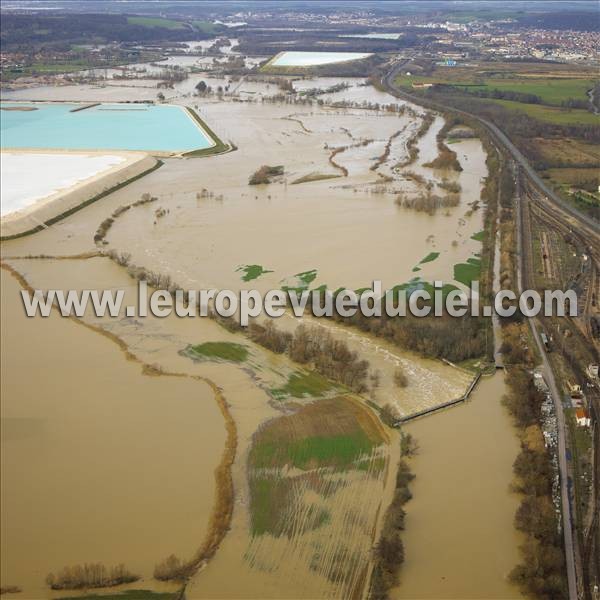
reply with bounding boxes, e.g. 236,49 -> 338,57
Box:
183,107 -> 230,157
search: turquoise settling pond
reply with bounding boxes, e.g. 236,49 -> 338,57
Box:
0,103 -> 214,153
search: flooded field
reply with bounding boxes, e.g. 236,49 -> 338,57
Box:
0,268 -> 226,598
394,373 -> 523,599
0,63 -> 516,599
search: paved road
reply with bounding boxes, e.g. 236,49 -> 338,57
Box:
382,61 -> 600,236
382,63 -> 581,599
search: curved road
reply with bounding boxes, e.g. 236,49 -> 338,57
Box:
382,62 -> 582,599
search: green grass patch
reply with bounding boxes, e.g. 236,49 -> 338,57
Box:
419,251 -> 440,265
57,591 -> 177,600
454,257 -> 482,286
127,16 -> 186,29
489,99 -> 598,125
236,264 -> 273,282
185,342 -> 248,363
250,431 -> 375,471
458,357 -> 496,374
471,230 -> 485,242
271,370 -> 334,399
192,20 -> 222,33
396,73 -> 595,107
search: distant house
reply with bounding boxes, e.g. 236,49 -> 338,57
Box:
575,408 -> 591,427
412,82 -> 433,89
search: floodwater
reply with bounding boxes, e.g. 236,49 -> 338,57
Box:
0,268 -> 226,598
1,68 -> 501,599
393,373 -> 523,599
106,103 -> 486,297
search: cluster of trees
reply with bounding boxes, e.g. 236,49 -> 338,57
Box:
503,370 -> 567,599
299,81 -> 350,98
46,563 -> 138,590
369,458 -> 415,599
327,308 -> 487,364
397,189 -> 460,214
371,129 -> 403,171
424,124 -> 463,172
153,554 -> 195,581
395,112 -> 435,169
94,194 -> 157,244
445,85 -> 544,105
2,13 -> 209,50
247,321 -> 370,393
248,165 -> 284,185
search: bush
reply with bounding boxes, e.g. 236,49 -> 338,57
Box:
46,563 -> 138,590
249,165 -> 284,185
393,367 -> 408,388
153,554 -> 194,581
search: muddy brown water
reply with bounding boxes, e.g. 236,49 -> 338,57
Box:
0,269 -> 226,598
393,372 -> 523,600
1,76 -> 516,599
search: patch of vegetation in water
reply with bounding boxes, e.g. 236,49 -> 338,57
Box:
388,277 -> 459,300
57,592 -> 177,600
471,230 -> 485,242
454,257 -> 482,286
281,269 -> 318,293
271,370 -> 334,399
291,172 -> 341,185
236,264 -> 273,282
419,251 -> 440,265
184,342 -> 249,363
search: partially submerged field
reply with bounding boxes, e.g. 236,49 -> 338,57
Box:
187,395 -> 393,598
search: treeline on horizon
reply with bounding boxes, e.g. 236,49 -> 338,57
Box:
0,13 -> 215,49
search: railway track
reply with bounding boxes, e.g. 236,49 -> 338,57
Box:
524,177 -> 600,349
